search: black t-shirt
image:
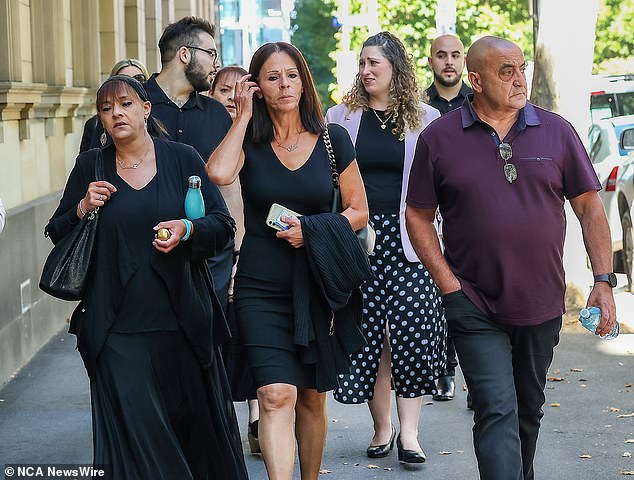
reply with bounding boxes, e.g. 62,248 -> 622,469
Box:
145,74 -> 232,160
103,160 -> 179,333
426,81 -> 473,115
355,109 -> 404,214
236,124 -> 355,289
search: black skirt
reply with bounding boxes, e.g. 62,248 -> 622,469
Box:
222,301 -> 258,401
91,331 -> 248,480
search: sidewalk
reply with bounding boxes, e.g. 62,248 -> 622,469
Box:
1,325 -> 632,479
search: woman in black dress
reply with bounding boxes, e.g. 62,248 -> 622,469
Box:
207,42 -> 370,479
44,75 -> 248,480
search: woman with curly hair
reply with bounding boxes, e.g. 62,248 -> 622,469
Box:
326,31 -> 446,463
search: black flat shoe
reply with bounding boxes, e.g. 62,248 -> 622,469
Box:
466,392 -> 473,410
366,425 -> 396,458
396,434 -> 426,463
433,374 -> 455,401
248,420 -> 261,454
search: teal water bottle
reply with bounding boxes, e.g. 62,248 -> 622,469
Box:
185,175 -> 205,220
579,306 -> 619,340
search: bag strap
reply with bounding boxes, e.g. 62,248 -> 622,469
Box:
95,148 -> 104,182
323,124 -> 340,189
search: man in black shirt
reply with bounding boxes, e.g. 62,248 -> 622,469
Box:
425,34 -> 472,403
146,16 -> 234,309
426,34 -> 472,115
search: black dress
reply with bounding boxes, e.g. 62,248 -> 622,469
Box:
234,125 -> 355,389
44,140 -> 248,480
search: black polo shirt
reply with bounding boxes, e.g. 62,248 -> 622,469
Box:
425,81 -> 473,115
145,74 -> 232,160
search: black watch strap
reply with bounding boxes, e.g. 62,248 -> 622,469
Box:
593,273 -> 617,288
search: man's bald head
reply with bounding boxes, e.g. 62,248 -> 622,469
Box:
430,34 -> 465,57
428,34 -> 467,89
466,36 -> 521,74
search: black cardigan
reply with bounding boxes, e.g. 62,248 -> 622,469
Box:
45,139 -> 235,378
293,213 -> 373,392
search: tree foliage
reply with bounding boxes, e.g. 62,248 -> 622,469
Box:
290,0 -> 338,109
594,0 -> 634,73
289,0 -> 633,104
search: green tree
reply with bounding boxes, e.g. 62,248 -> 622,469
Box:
290,0 -> 338,109
594,0 -> 634,74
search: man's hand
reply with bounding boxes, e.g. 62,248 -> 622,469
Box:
586,282 -> 617,337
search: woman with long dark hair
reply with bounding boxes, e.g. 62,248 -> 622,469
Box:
207,42 -> 370,479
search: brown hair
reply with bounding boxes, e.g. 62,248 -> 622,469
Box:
96,76 -> 167,139
343,31 -> 426,138
158,16 -> 215,64
211,66 -> 248,93
248,42 -> 324,143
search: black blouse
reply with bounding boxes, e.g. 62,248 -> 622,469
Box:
355,109 -> 405,214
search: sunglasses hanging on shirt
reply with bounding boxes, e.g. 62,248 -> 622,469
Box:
499,142 -> 517,183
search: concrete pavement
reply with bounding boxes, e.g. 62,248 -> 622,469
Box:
1,318 -> 633,479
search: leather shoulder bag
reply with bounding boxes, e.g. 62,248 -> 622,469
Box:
323,124 -> 376,256
39,149 -> 104,301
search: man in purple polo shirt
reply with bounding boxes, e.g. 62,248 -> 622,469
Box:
406,36 -> 616,480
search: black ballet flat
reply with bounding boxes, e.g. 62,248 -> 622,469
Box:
396,434 -> 426,464
366,425 -> 396,458
248,420 -> 261,455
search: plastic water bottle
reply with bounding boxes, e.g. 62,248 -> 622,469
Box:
579,306 -> 619,339
184,175 -> 205,220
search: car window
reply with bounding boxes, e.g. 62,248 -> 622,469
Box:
617,93 -> 634,117
588,126 -> 603,163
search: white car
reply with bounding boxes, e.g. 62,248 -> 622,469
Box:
589,117 -> 634,289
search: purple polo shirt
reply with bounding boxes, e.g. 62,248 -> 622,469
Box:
407,99 -> 600,326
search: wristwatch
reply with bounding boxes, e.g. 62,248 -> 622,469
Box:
593,273 -> 617,288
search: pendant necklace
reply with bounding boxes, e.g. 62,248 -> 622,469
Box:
371,108 -> 393,130
117,140 -> 152,170
275,130 -> 303,152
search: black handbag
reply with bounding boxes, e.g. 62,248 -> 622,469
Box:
323,124 -> 376,255
39,150 -> 104,301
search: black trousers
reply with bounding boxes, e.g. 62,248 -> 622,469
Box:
443,290 -> 561,480
444,329 -> 458,376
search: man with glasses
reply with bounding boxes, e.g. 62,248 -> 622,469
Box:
406,36 -> 616,480
146,16 -> 228,160
144,16 -> 235,310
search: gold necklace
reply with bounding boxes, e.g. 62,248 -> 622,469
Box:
275,130 -> 303,152
117,140 -> 152,170
371,108 -> 393,130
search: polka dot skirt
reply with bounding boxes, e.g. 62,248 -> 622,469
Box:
334,214 -> 446,403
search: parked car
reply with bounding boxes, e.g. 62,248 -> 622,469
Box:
590,74 -> 634,123
589,117 -> 634,289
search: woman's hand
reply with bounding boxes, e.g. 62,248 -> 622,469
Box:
276,215 -> 304,248
152,220 -> 188,253
234,74 -> 260,123
79,181 -> 117,216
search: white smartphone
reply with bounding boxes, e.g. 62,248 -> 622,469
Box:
266,203 -> 302,231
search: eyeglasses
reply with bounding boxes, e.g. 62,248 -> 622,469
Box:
183,45 -> 218,63
132,74 -> 147,83
498,142 -> 517,183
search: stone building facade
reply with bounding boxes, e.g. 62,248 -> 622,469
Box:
0,0 -> 217,385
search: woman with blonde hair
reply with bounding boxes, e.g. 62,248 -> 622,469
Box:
327,31 -> 445,463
